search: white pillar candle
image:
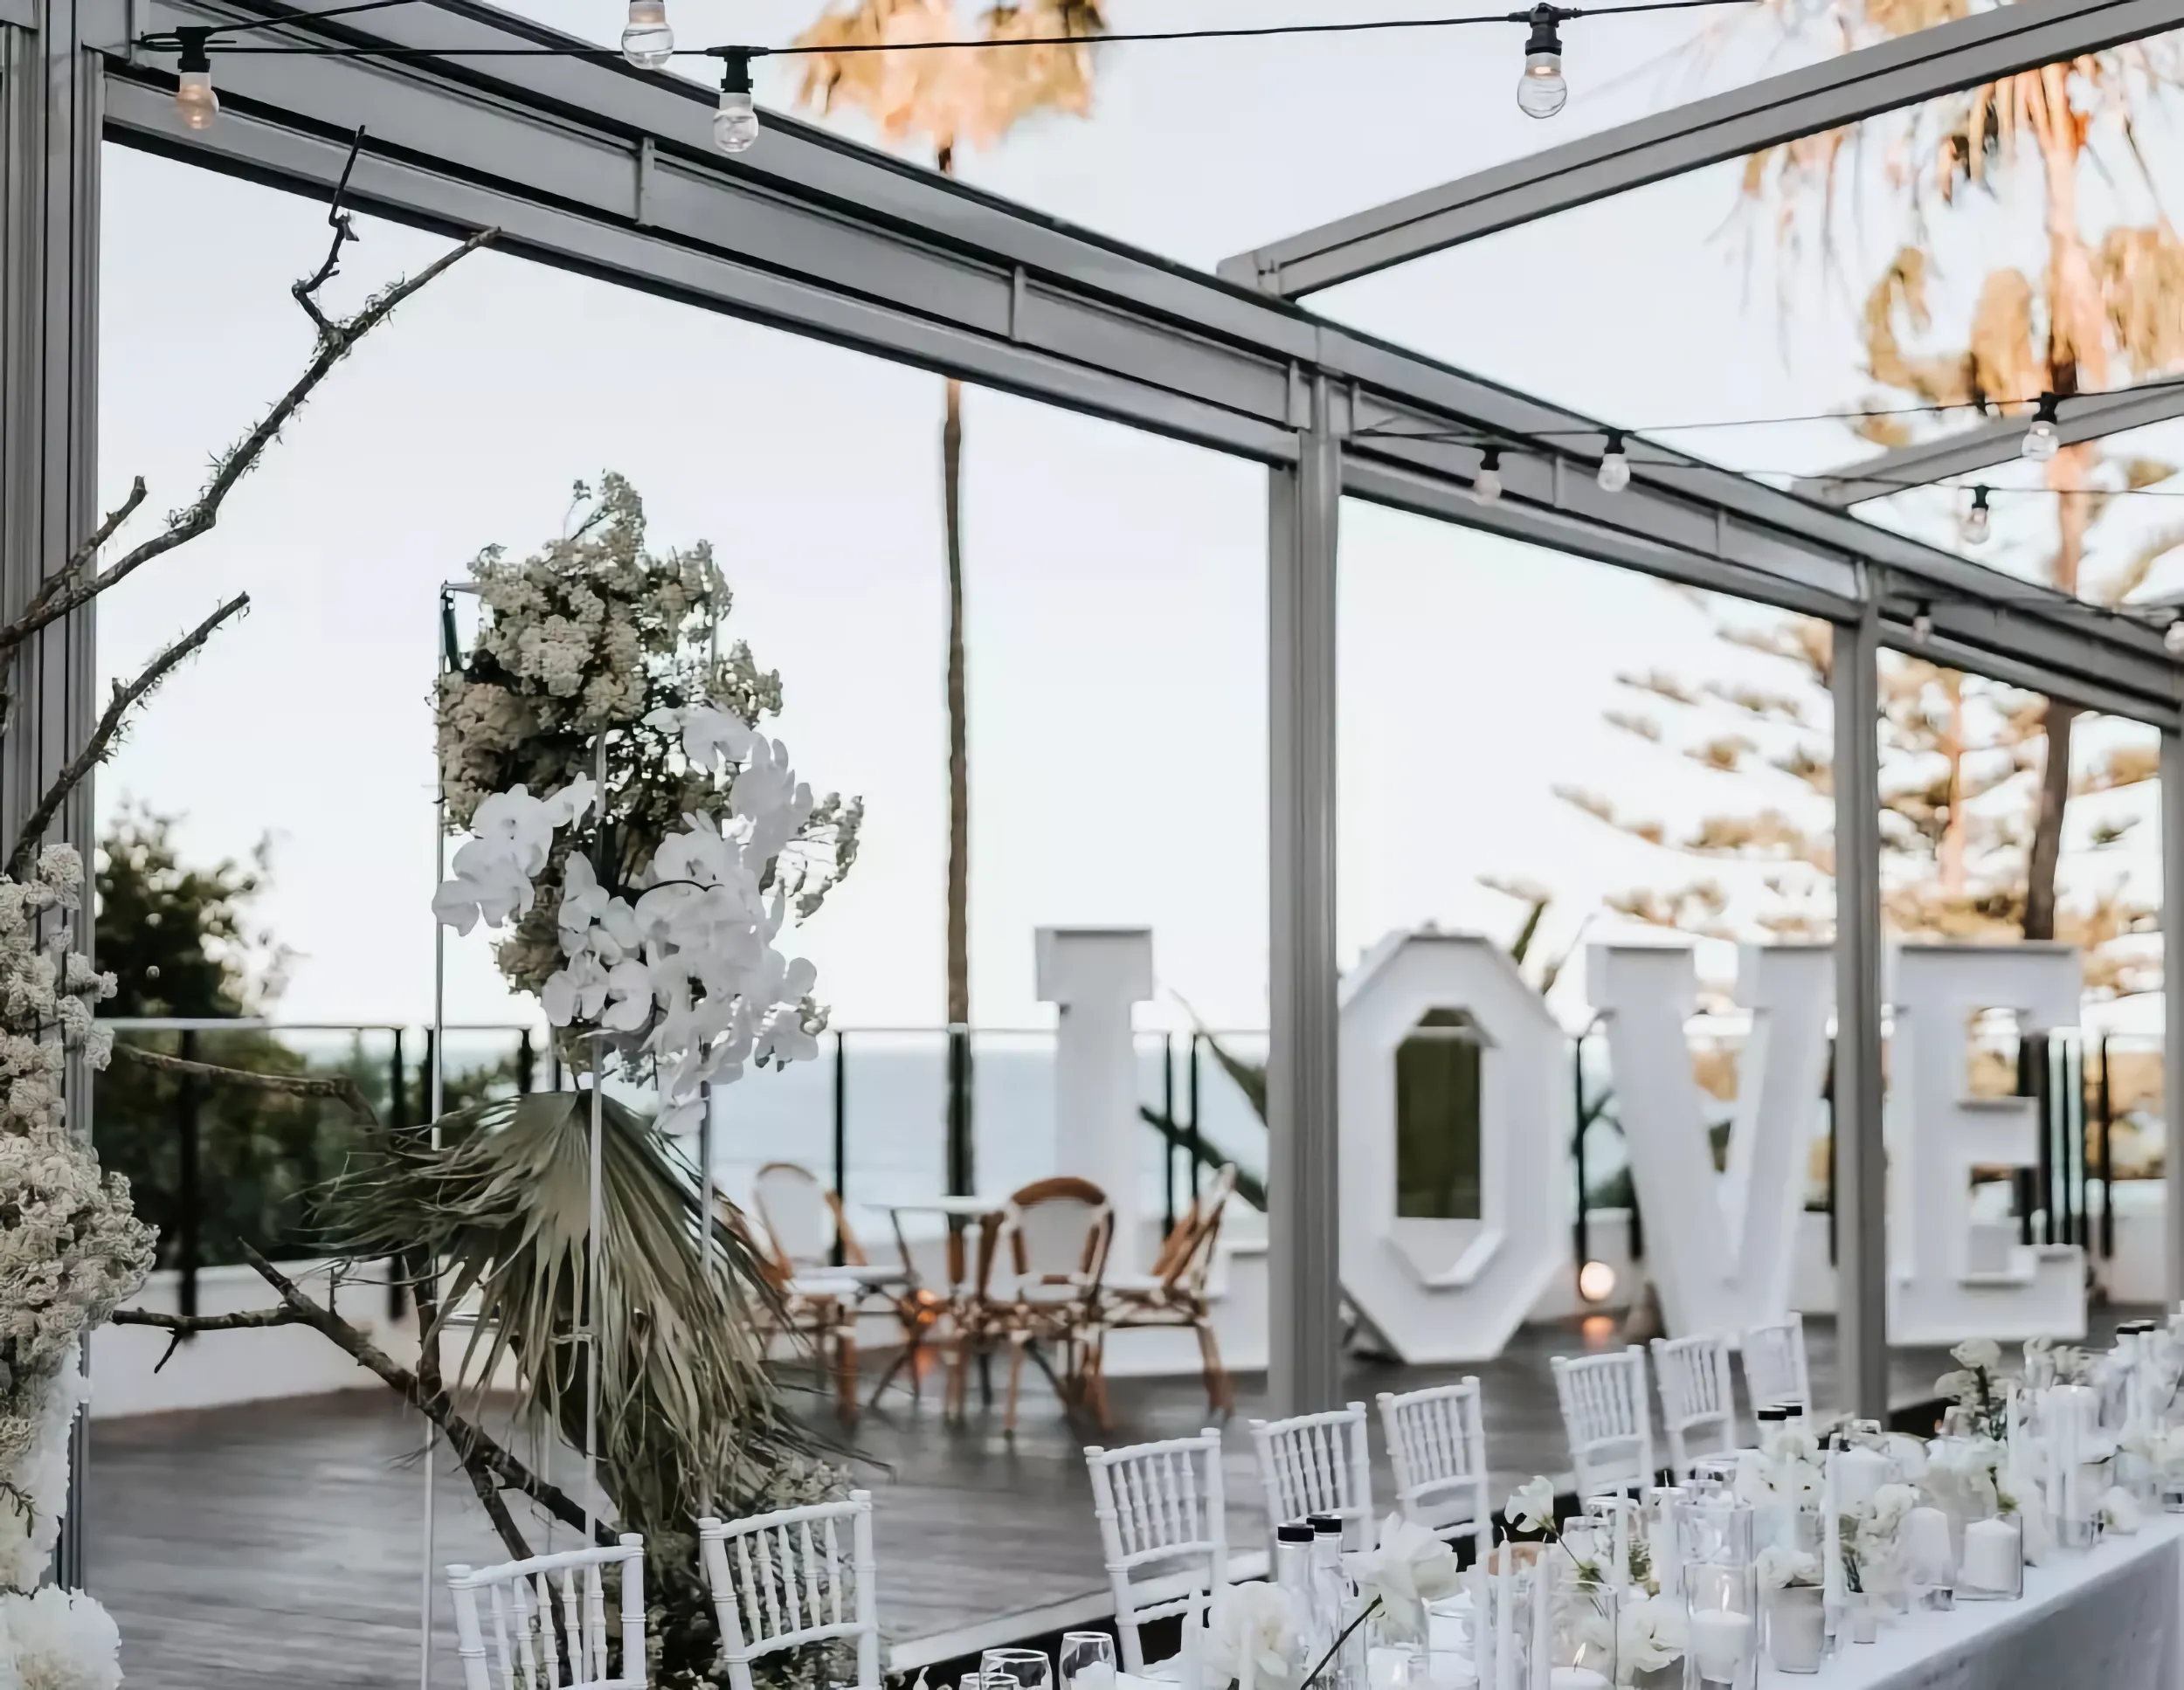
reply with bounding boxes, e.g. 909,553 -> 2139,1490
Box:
1835,1446 -> 1890,1512
1962,1518 -> 2018,1591
1529,1551 -> 1554,1690
1822,1452 -> 1844,1611
1495,1549 -> 1516,1690
1611,1496 -> 1630,1594
1903,1506 -> 1952,1583
1689,1609 -> 1752,1683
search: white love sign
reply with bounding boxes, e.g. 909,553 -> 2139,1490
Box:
1586,942 -> 1832,1340
1887,942 -> 2085,1344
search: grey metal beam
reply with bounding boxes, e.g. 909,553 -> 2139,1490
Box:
2165,730 -> 2184,1302
1831,606 -> 1888,1423
95,0 -> 2184,725
2,2 -> 104,1586
1799,376 -> 2184,504
1220,0 -> 2184,299
1268,375 -> 1344,1417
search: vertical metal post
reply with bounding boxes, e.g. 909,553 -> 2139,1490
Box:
1163,1034 -> 1178,1236
1187,1033 -> 1202,1204
2161,729 -> 2184,1302
4,2 -> 103,1595
945,1025 -> 973,1197
176,1030 -> 200,1321
1832,608 -> 1888,1423
1572,1030 -> 1589,1275
1268,373 -> 1342,1416
516,1027 -> 535,1093
389,1027 -> 406,1320
2098,1033 -> 2115,1261
832,1030 -> 848,1266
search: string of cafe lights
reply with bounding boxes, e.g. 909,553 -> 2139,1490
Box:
144,0 -> 1759,146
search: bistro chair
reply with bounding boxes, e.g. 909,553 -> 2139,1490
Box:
1099,1163 -> 1239,1419
1084,1427 -> 1230,1673
1552,1347 -> 1656,1497
1740,1314 -> 1814,1415
699,1492 -> 881,1690
732,1204 -> 861,1416
1650,1334 -> 1738,1480
1248,1401 -> 1375,1549
983,1176 -> 1115,1432
447,1535 -> 648,1690
1377,1379 -> 1490,1556
754,1162 -> 925,1390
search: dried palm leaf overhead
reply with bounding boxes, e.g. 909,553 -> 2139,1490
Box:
795,0 -> 1106,163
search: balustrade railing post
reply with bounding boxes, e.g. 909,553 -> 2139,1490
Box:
177,1029 -> 201,1325
1187,1033 -> 1202,1204
1163,1034 -> 1178,1236
2098,1034 -> 2115,1261
389,1027 -> 408,1319
1572,1031 -> 1589,1279
945,1025 -> 973,1197
516,1027 -> 536,1094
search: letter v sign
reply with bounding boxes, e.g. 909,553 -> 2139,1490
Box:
1586,943 -> 1834,1339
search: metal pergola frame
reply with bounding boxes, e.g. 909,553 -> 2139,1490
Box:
4,0 -> 2182,1468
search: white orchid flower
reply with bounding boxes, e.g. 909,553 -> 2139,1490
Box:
558,854 -> 612,937
1755,1547 -> 1819,1590
1617,1592 -> 1687,1673
543,953 -> 611,1027
542,774 -> 598,828
434,838 -> 536,933
1348,1514 -> 1462,1645
1951,1337 -> 2001,1373
471,785 -> 557,875
2099,1486 -> 2142,1535
1505,1476 -> 1557,1535
1195,1583 -> 1303,1690
599,959 -> 655,1033
655,1095 -> 707,1137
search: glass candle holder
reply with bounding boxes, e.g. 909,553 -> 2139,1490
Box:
1676,1499 -> 1757,1690
1955,1513 -> 2022,1601
1641,1487 -> 1688,1601
1481,1542 -> 1617,1690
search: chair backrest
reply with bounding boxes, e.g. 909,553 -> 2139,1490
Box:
1002,1176 -> 1113,1295
1377,1380 -> 1489,1554
698,1492 -> 881,1690
1248,1402 -> 1374,1548
1083,1428 -> 1229,1674
754,1162 -> 836,1271
1740,1315 -> 1813,1414
447,1535 -> 648,1690
1552,1347 -> 1656,1496
1650,1335 -> 1738,1480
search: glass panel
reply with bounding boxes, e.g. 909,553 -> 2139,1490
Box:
1395,1008 -> 1484,1219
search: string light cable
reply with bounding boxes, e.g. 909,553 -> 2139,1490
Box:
137,0 -> 1759,140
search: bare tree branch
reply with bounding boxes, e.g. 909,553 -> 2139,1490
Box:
240,1244 -> 609,1547
0,227 -> 496,664
115,1043 -> 378,1127
7,594 -> 248,880
110,1305 -> 309,1372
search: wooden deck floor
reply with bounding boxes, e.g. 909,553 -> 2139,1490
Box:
84,1308 -> 2151,1688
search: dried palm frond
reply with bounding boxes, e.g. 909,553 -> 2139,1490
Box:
2099,224 -> 2184,375
322,1092 -> 799,1535
796,0 -> 1105,162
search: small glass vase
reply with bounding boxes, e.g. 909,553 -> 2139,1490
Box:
1955,1513 -> 2023,1601
1677,1499 -> 1757,1690
1760,1585 -> 1824,1675
1480,1542 -> 1617,1690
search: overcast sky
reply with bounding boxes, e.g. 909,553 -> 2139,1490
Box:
92,0 -> 2181,1035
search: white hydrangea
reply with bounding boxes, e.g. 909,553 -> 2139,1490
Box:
0,1581 -> 124,1690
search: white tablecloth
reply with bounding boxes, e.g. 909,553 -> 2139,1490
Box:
1124,1519 -> 2184,1690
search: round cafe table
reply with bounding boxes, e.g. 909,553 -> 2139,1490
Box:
860,1196 -> 1006,1405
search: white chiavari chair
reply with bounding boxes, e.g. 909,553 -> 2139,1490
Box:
1084,1427 -> 1229,1673
1248,1401 -> 1374,1549
1650,1334 -> 1738,1480
1552,1347 -> 1656,1496
699,1492 -> 881,1690
1740,1314 -> 1813,1415
1376,1379 -> 1490,1556
447,1535 -> 648,1690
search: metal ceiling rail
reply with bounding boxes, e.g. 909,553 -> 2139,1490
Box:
1218,0 -> 2184,299
1795,376 -> 2184,504
93,0 -> 2184,723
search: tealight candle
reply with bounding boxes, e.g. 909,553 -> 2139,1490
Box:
1962,1518 -> 2018,1593
1548,1671 -> 1609,1690
1690,1608 -> 1752,1683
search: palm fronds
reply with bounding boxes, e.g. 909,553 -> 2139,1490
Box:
322,1091 -> 800,1532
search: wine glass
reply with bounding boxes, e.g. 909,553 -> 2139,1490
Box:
1059,1632 -> 1116,1690
983,1650 -> 1052,1690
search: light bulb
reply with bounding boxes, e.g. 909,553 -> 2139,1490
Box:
176,66 -> 218,130
2022,393 -> 2060,462
1516,6 -> 1568,119
2167,619 -> 2184,657
1518,53 -> 1567,118
715,89 -> 759,153
1598,431 -> 1630,493
1472,448 -> 1503,506
621,0 -> 674,69
714,50 -> 760,154
174,31 -> 217,132
1964,486 -> 1991,545
1911,606 -> 1933,645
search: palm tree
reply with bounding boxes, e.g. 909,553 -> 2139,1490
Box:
1741,11 -> 2184,936
794,0 -> 1106,1187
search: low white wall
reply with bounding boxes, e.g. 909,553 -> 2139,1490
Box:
93,1258 -> 421,1420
